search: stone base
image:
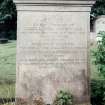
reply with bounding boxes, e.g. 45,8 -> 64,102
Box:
16,97 -> 45,105
16,98 -> 91,105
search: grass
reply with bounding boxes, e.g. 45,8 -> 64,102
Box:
0,41 -> 16,98
0,84 -> 15,98
0,41 -> 16,83
0,103 -> 15,105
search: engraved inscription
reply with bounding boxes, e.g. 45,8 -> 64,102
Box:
16,12 -> 89,104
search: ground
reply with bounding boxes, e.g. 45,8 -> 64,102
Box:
0,41 -> 16,83
0,41 -> 16,98
0,41 -> 102,99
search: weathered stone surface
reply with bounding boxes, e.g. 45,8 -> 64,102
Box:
94,15 -> 105,34
14,0 -> 95,104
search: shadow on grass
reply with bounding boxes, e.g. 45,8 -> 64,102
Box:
0,98 -> 15,104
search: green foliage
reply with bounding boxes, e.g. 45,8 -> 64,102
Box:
53,90 -> 73,105
91,0 -> 105,25
0,0 -> 17,40
91,79 -> 105,105
92,31 -> 105,78
0,0 -> 16,24
91,0 -> 105,17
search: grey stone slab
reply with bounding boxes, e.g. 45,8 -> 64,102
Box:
14,0 -> 95,105
94,15 -> 105,34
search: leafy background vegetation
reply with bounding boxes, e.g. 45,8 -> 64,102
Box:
91,32 -> 105,105
0,0 -> 16,40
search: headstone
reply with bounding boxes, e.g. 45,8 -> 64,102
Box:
90,32 -> 97,45
94,15 -> 105,34
14,0 -> 95,105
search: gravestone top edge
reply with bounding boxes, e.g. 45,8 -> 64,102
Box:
13,0 -> 96,6
95,15 -> 105,20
